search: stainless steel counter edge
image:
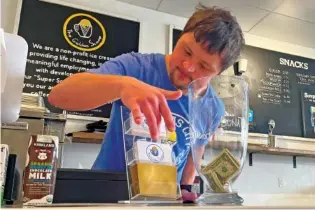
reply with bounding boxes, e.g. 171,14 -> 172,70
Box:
6,205 -> 315,210
6,194 -> 315,210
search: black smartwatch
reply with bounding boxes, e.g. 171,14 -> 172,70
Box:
180,184 -> 192,192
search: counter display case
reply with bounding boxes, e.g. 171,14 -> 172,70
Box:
121,106 -> 181,203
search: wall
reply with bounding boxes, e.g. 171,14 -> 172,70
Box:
204,150 -> 315,194
1,0 -> 19,33
2,0 -> 315,195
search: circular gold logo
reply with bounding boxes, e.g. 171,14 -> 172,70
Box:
63,13 -> 106,51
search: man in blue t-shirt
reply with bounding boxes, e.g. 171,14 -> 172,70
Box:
49,5 -> 244,201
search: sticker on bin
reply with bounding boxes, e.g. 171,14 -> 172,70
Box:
134,141 -> 173,165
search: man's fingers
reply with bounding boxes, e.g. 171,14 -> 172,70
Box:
181,190 -> 197,202
147,96 -> 162,127
130,103 -> 142,124
141,103 -> 159,141
157,88 -> 182,100
158,94 -> 175,131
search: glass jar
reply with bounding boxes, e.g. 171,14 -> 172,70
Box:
188,75 -> 249,205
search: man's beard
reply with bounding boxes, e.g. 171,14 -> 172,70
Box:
169,69 -> 194,95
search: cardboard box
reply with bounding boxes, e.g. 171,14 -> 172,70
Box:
22,135 -> 59,205
0,144 -> 9,204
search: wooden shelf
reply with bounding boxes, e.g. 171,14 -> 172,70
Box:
71,132 -> 104,144
206,141 -> 315,158
247,144 -> 315,158
206,141 -> 315,168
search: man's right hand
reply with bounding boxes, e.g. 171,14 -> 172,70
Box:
120,77 -> 182,140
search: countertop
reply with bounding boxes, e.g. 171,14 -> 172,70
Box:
5,194 -> 315,210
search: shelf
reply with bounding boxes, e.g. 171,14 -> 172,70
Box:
247,144 -> 315,168
71,132 -> 104,144
206,141 -> 315,158
247,144 -> 315,158
206,140 -> 315,168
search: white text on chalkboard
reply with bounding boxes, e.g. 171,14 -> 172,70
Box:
304,92 -> 315,100
279,58 -> 308,70
24,42 -> 114,100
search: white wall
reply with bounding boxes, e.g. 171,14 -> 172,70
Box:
2,0 -> 315,195
1,0 -> 19,33
212,153 -> 315,194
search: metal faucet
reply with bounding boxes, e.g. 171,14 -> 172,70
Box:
268,119 -> 276,147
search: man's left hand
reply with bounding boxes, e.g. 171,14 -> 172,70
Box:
181,189 -> 197,203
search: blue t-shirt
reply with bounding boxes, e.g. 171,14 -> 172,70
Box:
89,52 -> 224,183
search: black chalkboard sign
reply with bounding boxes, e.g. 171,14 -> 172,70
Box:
243,46 -> 315,137
172,28 -> 182,51
17,0 -> 140,118
301,89 -> 315,138
171,28 -> 315,138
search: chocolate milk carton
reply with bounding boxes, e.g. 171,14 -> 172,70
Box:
22,135 -> 59,205
0,144 -> 9,205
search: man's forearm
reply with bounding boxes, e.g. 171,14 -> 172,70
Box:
181,147 -> 205,185
48,73 -> 129,111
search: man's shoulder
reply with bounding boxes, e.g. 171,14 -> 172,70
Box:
89,52 -> 165,79
115,52 -> 166,79
206,86 -> 225,114
115,52 -> 164,65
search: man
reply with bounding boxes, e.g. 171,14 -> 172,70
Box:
48,4 -> 244,201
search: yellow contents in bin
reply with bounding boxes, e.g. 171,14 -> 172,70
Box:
129,162 -> 178,199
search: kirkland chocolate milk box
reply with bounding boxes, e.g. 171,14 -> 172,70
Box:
0,144 -> 9,205
22,135 -> 59,205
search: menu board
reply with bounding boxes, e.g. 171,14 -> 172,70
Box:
301,89 -> 315,138
17,0 -> 140,118
243,46 -> 315,137
171,28 -> 315,138
171,28 -> 182,52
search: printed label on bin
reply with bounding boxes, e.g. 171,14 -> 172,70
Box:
146,144 -> 164,163
135,141 -> 173,165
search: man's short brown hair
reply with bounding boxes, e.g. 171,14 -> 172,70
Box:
183,4 -> 245,71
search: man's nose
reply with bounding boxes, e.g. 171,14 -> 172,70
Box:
183,61 -> 196,73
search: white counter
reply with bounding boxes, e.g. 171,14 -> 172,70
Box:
240,193 -> 315,208
8,194 -> 315,210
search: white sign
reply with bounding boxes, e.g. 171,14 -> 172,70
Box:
134,141 -> 173,165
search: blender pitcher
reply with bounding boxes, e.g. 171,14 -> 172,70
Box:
188,75 -> 249,205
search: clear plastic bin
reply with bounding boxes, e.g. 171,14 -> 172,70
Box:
121,106 -> 181,202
